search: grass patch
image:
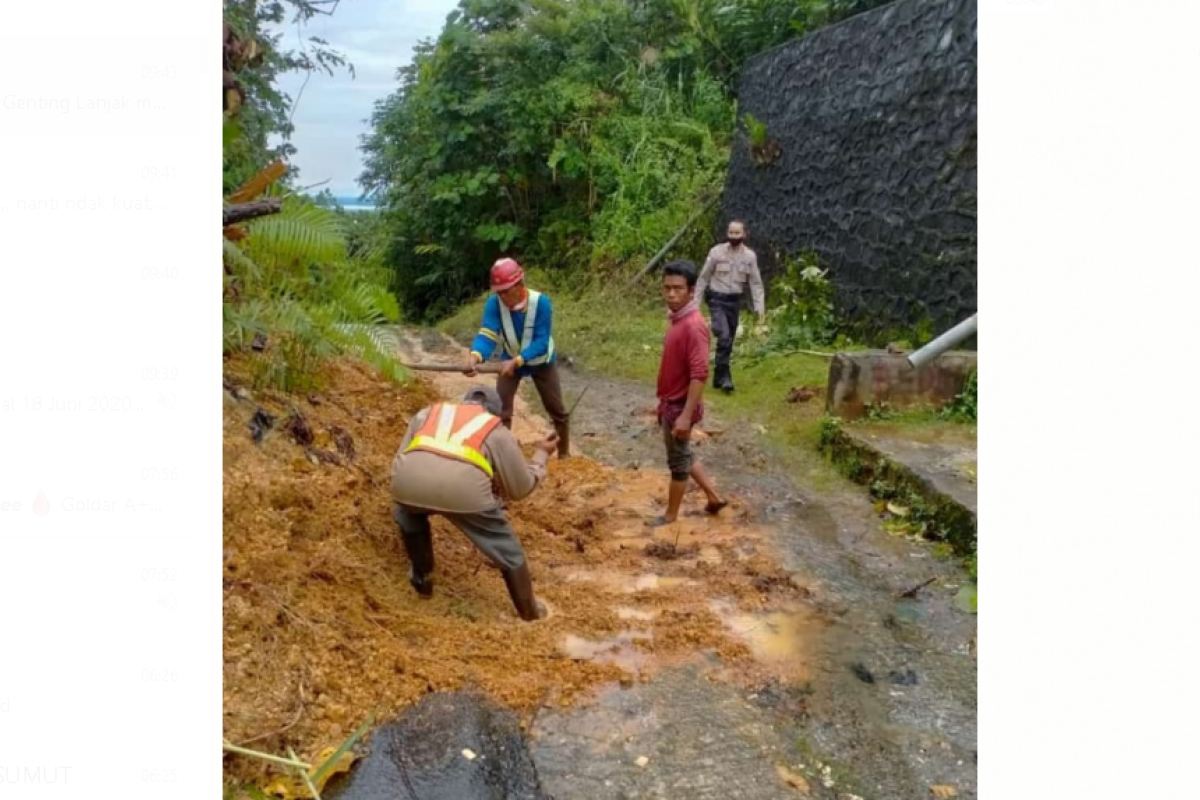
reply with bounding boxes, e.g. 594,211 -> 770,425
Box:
439,281 -> 842,484
792,736 -> 865,796
442,280 -> 666,382
859,400 -> 977,431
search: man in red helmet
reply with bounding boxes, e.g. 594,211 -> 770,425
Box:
464,258 -> 571,458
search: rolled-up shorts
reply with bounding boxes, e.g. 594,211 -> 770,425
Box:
662,421 -> 694,481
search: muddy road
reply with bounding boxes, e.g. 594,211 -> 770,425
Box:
404,328 -> 978,799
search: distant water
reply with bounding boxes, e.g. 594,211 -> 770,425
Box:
319,195 -> 377,212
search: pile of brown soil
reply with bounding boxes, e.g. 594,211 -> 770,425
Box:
222,356 -> 812,786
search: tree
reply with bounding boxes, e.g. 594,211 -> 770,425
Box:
222,0 -> 354,194
359,0 -> 892,320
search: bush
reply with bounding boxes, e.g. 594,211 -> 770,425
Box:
940,370 -> 977,423
736,252 -> 837,360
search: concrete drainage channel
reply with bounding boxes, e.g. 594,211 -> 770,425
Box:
820,420 -> 977,558
821,342 -> 978,560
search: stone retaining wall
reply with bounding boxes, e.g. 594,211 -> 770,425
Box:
722,0 -> 977,339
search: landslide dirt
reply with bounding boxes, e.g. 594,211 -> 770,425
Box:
222,355 -> 814,785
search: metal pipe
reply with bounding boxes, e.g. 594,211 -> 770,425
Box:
907,313 -> 977,370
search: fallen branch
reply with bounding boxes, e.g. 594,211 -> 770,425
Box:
282,178 -> 332,203
229,160 -> 288,204
523,687 -> 553,733
311,711 -> 377,786
354,463 -> 379,486
624,194 -> 720,289
224,198 -> 283,226
897,577 -> 937,599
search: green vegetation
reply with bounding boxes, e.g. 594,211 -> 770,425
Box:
741,111 -> 783,166
792,735 -> 866,797
742,113 -> 769,149
941,369 -> 978,423
222,0 -> 353,194
223,196 -> 405,393
735,253 -> 847,363
858,402 -> 976,431
223,2 -> 405,393
843,364 -> 977,430
361,0 -> 893,319
223,711 -> 376,800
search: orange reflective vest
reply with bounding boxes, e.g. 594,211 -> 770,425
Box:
405,402 -> 503,478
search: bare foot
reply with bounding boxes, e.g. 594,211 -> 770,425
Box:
705,499 -> 729,515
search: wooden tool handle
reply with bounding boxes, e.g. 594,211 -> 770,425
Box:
401,361 -> 505,374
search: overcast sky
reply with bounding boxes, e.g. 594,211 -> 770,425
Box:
270,0 -> 461,198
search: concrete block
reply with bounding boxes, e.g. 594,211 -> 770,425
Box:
825,349 -> 976,419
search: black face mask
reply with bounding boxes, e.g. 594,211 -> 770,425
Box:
727,236 -> 744,246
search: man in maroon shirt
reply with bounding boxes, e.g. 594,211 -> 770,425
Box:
648,260 -> 728,527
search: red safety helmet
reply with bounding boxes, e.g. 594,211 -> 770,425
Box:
489,258 -> 525,292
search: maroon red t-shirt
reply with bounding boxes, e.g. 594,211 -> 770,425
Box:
657,307 -> 710,427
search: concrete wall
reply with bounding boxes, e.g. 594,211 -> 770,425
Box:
721,0 -> 977,340
826,350 -> 977,419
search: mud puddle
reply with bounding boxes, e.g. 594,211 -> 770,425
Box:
710,599 -> 821,682
614,606 -> 658,622
540,344 -> 979,798
557,568 -> 697,594
560,630 -> 653,673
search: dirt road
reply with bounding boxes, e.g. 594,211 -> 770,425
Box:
399,329 -> 978,799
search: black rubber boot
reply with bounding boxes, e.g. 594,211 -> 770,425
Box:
400,528 -> 435,599
715,363 -> 735,393
408,566 -> 434,599
554,420 -> 570,459
502,562 -> 547,621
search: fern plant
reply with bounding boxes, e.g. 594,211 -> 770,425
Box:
243,199 -> 347,272
223,193 -> 406,392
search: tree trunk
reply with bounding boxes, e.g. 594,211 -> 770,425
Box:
224,199 -> 282,226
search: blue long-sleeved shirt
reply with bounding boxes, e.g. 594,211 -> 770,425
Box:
470,292 -> 556,377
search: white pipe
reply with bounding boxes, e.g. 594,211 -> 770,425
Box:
907,313 -> 977,370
